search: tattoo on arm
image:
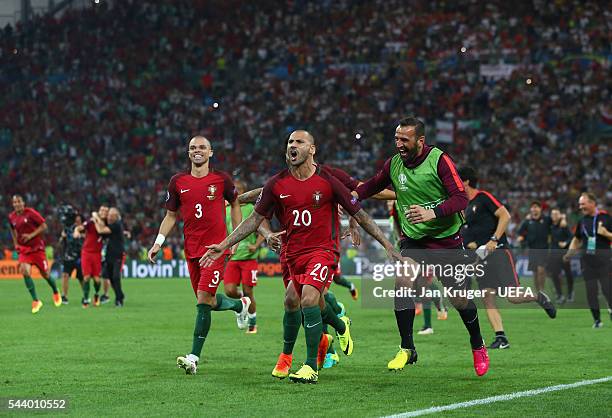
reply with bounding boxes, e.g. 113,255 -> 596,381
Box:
238,188 -> 263,204
353,209 -> 392,248
224,211 -> 265,248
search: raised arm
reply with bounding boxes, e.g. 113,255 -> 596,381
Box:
354,158 -> 393,201
92,212 -> 111,235
147,210 -> 178,263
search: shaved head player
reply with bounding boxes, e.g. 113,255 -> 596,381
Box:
201,130 -> 402,384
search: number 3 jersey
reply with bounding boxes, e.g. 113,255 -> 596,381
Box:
165,169 -> 237,259
254,165 -> 361,261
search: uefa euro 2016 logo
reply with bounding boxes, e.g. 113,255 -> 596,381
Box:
312,191 -> 322,208
207,185 -> 217,200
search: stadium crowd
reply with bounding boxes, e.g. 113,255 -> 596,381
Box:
1,0 -> 610,258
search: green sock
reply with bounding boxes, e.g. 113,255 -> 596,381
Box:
83,280 -> 90,299
334,276 -> 353,290
44,277 -> 59,294
302,305 -> 323,370
327,339 -> 335,354
191,304 -> 212,357
213,294 -> 242,312
423,301 -> 432,329
23,276 -> 38,301
322,302 -> 346,334
282,310 -> 301,355
248,313 -> 257,327
324,292 -> 342,315
93,280 -> 101,295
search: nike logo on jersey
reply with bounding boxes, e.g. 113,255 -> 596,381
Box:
280,194 -> 291,199
180,189 -> 190,194
306,321 -> 322,328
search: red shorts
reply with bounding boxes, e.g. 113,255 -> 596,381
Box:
224,259 -> 259,287
287,250 -> 337,296
18,251 -> 49,275
81,251 -> 102,277
186,257 -> 226,296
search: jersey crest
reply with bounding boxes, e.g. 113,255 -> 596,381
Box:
312,191 -> 323,208
207,184 -> 217,200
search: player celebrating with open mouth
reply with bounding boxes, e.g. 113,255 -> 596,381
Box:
201,130 -> 402,384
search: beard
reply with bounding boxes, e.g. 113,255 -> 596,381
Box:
399,146 -> 419,163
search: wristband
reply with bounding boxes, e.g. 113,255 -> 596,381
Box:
154,234 -> 165,246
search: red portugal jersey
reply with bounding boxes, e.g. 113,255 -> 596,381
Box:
165,169 -> 237,259
82,219 -> 104,253
8,207 -> 46,254
255,165 -> 361,261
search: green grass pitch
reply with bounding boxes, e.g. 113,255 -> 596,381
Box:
1,277 -> 611,417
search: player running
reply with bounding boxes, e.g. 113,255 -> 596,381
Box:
237,162 -> 394,375
355,117 -> 489,376
147,136 -> 250,376
76,205 -> 108,308
8,194 -> 61,313
224,180 -> 267,333
202,130 -> 402,384
459,167 -> 556,349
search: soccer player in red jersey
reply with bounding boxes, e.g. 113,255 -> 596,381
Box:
8,195 -> 61,313
237,162 -> 396,375
76,205 -> 108,307
147,136 -> 251,376
202,130 -> 402,383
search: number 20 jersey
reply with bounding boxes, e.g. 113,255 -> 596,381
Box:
165,169 -> 237,259
254,165 -> 361,261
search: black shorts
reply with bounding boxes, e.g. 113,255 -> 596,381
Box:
62,259 -> 83,280
476,248 -> 520,290
528,249 -> 548,272
399,239 -> 474,290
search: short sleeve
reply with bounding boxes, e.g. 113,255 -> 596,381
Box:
480,192 -> 502,214
219,171 -> 237,203
27,208 -> 46,226
254,178 -> 277,219
165,175 -> 180,211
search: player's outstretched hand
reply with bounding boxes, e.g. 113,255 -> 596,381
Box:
200,244 -> 225,267
147,244 -> 161,264
265,230 -> 286,253
407,205 -> 435,224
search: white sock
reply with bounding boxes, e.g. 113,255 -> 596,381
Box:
186,354 -> 199,363
248,312 -> 257,320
